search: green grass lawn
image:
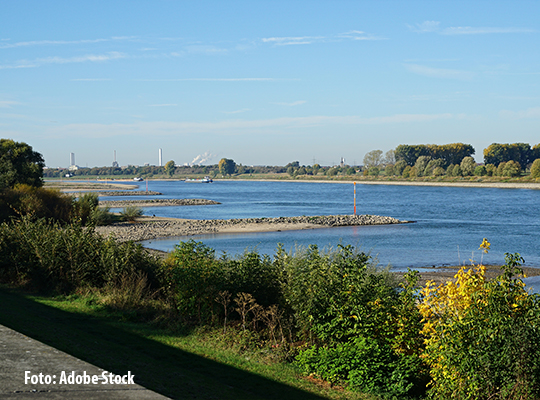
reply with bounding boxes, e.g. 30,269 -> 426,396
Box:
0,287 -> 368,400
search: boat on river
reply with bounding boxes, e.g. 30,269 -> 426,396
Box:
185,176 -> 213,183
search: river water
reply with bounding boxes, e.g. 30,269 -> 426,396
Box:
102,180 -> 540,272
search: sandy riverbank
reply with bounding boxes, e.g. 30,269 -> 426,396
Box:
95,214 -> 409,243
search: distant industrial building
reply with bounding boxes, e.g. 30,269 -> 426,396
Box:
68,152 -> 78,171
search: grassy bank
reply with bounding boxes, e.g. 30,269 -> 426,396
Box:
0,287 -> 365,400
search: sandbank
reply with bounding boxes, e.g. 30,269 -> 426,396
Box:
95,214 -> 408,243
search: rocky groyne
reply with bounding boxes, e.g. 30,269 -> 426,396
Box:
99,198 -> 220,207
96,214 -> 410,243
97,190 -> 163,196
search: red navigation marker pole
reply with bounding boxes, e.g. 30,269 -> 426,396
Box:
353,182 -> 356,215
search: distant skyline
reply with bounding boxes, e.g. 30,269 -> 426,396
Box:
1,1 -> 540,168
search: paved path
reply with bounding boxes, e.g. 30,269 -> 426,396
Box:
0,324 -> 170,399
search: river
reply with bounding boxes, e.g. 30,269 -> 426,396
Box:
101,180 -> 540,271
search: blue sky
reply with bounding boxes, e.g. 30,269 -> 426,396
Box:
1,1 -> 539,168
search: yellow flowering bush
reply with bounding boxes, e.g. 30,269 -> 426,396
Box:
419,240 -> 540,399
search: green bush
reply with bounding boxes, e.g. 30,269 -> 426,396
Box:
120,206 -> 144,221
0,216 -> 161,293
282,245 -> 427,396
0,184 -> 73,223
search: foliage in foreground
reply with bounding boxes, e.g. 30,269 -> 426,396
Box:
0,216 -> 161,293
1,217 -> 540,399
419,244 -> 540,400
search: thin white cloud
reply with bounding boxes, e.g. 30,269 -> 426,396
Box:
499,107 -> 540,119
71,78 -> 112,81
186,45 -> 227,54
0,36 -> 136,49
44,113 -> 457,139
37,52 -> 126,64
262,36 -> 322,46
274,101 -> 307,106
261,30 -> 384,46
404,63 -> 474,80
222,108 -> 251,114
338,30 -> 386,41
0,52 -> 126,69
442,27 -> 535,35
135,78 -> 282,82
409,21 -> 535,35
0,100 -> 20,108
408,21 -> 441,33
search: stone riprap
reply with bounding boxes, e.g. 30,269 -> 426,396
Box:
99,198 -> 220,207
97,190 -> 163,196
96,214 -> 410,243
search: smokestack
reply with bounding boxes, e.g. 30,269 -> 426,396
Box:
159,148 -> 163,166
70,152 -> 75,167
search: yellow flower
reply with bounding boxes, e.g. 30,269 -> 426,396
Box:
479,238 -> 491,254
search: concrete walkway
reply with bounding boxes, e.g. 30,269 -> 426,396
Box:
0,324 -> 170,399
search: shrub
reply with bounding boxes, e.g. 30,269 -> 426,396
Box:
120,206 -> 144,221
72,192 -> 99,224
0,216 -> 161,293
0,184 -> 73,223
419,245 -> 540,400
286,245 -> 427,396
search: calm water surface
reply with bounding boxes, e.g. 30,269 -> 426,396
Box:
102,180 -> 540,271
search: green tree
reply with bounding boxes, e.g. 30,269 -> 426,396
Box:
326,168 -> 338,177
503,160 -> 521,177
363,150 -> 383,168
433,166 -> 445,176
218,158 -> 236,176
497,162 -> 507,176
414,156 -> 431,177
368,166 -> 380,176
485,164 -> 497,176
531,159 -> 540,178
474,165 -> 487,176
384,149 -> 396,164
402,165 -> 412,178
394,160 -> 407,176
424,159 -> 444,176
484,143 -> 531,167
164,160 -> 176,177
460,156 -> 476,176
0,139 -> 45,190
